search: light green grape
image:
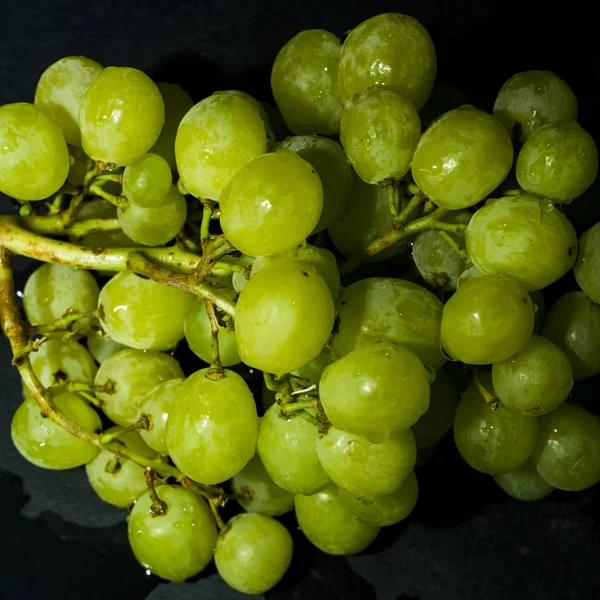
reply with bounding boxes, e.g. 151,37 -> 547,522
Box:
175,91 -> 267,200
219,150 -> 323,257
86,429 -> 156,507
316,426 -> 416,499
98,271 -> 195,351
137,378 -> 185,454
412,368 -> 459,450
493,70 -> 578,142
128,486 -> 217,582
184,299 -> 240,367
271,29 -> 343,135
291,347 -> 337,387
411,106 -> 513,209
465,195 -> 577,291
453,373 -> 539,475
440,274 -> 534,365
337,470 -> 418,526
330,277 -> 445,369
340,87 -> 420,185
542,291 -> 600,381
94,348 -> 183,426
532,403 -> 600,491
150,82 -> 194,170
79,66 -> 164,166
231,454 -> 295,517
320,342 -> 430,441
294,486 -> 380,555
492,335 -> 573,416
11,392 -> 101,469
0,102 -> 70,201
516,120 -> 598,202
250,244 -> 341,300
122,153 -> 173,207
34,56 -> 103,146
574,221 -> 600,303
493,459 -> 554,501
23,263 -> 99,326
338,12 -> 436,110
277,135 -> 352,232
222,90 -> 276,148
328,171 -> 401,261
215,513 -> 293,595
166,368 -> 258,484
235,262 -> 334,375
86,334 -> 125,364
117,184 -> 186,246
257,404 -> 330,495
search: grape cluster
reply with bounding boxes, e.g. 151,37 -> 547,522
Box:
1,10 -> 600,596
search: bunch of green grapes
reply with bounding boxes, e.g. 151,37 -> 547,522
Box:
3,10 -> 600,597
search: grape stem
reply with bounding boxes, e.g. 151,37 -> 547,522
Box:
200,200 -> 217,252
88,183 -> 127,209
205,300 -> 224,380
393,191 -> 424,230
471,369 -> 499,410
24,309 -> 97,335
144,468 -> 168,516
281,399 -> 318,413
100,415 -> 151,445
436,230 -> 470,262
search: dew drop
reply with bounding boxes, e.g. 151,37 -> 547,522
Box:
181,503 -> 193,513
283,474 -> 290,481
525,169 -> 543,186
290,437 -> 299,447
173,521 -> 184,530
145,569 -> 152,576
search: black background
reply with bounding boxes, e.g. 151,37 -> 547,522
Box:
1,1 -> 600,599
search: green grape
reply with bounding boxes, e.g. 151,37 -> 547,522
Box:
440,274 -> 534,365
456,264 -> 483,289
411,106 -> 513,209
493,70 -> 578,142
465,195 -> 577,291
337,13 -> 436,110
0,103 -> 70,201
330,277 -> 445,369
340,87 -> 421,185
250,244 -> 341,300
122,153 -> 172,207
493,459 -> 554,501
67,144 -> 90,187
30,338 -> 97,388
492,335 -> 573,416
337,470 -> 418,526
574,221 -> 600,303
257,404 -> 330,495
530,290 -> 546,335
231,454 -> 295,517
328,171 -> 401,261
166,368 -> 258,484
137,378 -> 185,454
219,150 -> 323,257
94,348 -> 183,426
85,429 -> 156,507
117,184 -> 186,246
412,368 -> 459,450
516,120 -> 598,202
532,403 -> 600,491
23,263 -> 99,326
175,91 -> 267,200
222,90 -> 276,148
294,486 -> 380,555
79,66 -> 164,166
34,56 -> 103,146
11,392 -> 101,469
271,29 -> 343,135
235,262 -> 334,375
128,486 -> 217,582
542,291 -> 600,381
291,347 -> 337,387
277,135 -> 352,232
86,334 -> 125,364
320,342 -> 430,441
215,513 -> 293,595
412,210 -> 472,290
184,300 -> 240,367
453,373 -> 539,475
98,271 -> 195,351
150,82 -> 194,170
316,426 -> 416,499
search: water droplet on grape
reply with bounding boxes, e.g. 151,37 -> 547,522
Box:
173,521 -> 184,530
525,170 -> 543,185
290,437 -> 299,446
145,569 -> 152,576
283,474 -> 290,481
181,503 -> 193,513
534,82 -> 548,93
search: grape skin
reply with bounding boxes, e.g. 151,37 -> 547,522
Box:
493,459 -> 554,501
574,221 -> 600,303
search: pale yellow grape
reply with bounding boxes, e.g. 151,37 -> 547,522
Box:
34,56 -> 103,146
574,221 -> 600,303
0,103 -> 70,201
493,459 -> 554,501
79,66 -> 164,166
219,150 -> 323,257
175,91 -> 267,200
86,334 -> 124,364
271,29 -> 343,135
222,90 -> 276,148
122,153 -> 172,207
